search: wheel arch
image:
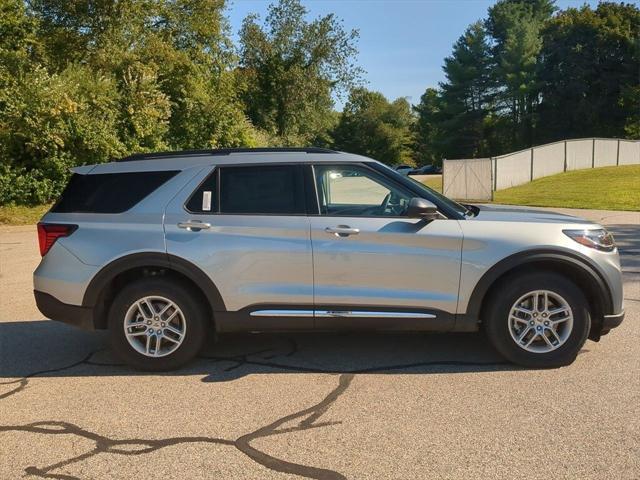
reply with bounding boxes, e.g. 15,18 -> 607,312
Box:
83,252 -> 225,330
466,250 -> 613,340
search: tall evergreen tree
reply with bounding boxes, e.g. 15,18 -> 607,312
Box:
486,0 -> 555,148
412,88 -> 444,166
438,21 -> 493,158
538,2 -> 640,141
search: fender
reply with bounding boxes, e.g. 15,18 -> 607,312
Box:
82,252 -> 226,312
463,248 -> 613,321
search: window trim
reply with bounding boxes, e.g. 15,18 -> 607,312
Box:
182,160 -> 461,220
310,162 -> 425,219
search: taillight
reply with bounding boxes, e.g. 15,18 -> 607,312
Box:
37,223 -> 78,256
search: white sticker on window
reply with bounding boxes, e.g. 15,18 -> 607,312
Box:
202,191 -> 212,211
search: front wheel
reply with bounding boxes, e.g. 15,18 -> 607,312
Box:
108,278 -> 207,371
484,272 -> 590,368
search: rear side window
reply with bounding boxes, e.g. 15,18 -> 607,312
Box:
52,171 -> 179,213
185,169 -> 217,213
219,165 -> 305,214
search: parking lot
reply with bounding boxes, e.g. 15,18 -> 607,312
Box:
1,207 -> 638,480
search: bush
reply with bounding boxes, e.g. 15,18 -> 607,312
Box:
0,164 -> 67,206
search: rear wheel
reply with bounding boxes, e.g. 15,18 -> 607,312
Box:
108,278 -> 207,371
484,272 -> 590,368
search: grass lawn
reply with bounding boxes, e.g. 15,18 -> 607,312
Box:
492,165 -> 640,211
0,204 -> 50,226
417,175 -> 442,193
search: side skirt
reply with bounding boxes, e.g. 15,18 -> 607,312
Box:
214,304 -> 456,333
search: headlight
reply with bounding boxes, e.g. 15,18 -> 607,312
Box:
563,229 -> 616,252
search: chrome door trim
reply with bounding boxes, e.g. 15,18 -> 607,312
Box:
315,310 -> 436,319
249,309 -> 315,317
249,309 -> 436,319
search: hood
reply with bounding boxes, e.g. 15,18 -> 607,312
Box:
468,204 -> 597,225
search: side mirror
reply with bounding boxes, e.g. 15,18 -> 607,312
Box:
406,197 -> 439,220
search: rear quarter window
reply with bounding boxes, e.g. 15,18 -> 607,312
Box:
52,171 -> 179,213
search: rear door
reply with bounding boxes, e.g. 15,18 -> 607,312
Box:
164,163 -> 314,331
310,163 -> 463,330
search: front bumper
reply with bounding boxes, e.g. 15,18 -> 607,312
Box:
34,290 -> 95,330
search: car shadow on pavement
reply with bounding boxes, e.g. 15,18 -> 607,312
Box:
0,320 -> 527,385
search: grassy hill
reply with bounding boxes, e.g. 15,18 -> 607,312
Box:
492,165 -> 639,211
418,165 -> 639,211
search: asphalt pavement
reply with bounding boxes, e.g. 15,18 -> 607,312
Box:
1,207 -> 638,479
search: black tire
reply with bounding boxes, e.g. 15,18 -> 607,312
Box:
484,271 -> 590,368
108,278 -> 208,371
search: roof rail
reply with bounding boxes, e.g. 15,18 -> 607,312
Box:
117,147 -> 336,162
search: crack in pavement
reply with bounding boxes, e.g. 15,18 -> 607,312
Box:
1,338 -> 508,480
0,351 -> 102,400
1,421 -> 235,480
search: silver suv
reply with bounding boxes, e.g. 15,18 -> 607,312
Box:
34,148 -> 624,370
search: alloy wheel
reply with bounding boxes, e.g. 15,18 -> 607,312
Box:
123,296 -> 186,358
508,290 -> 574,354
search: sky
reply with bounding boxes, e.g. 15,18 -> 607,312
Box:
226,0 -> 602,109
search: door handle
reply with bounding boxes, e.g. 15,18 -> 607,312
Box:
177,221 -> 211,231
325,225 -> 360,237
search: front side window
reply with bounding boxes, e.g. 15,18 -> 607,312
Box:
219,165 -> 305,215
314,164 -> 412,217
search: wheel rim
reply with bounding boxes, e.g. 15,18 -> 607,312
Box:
123,296 -> 186,358
508,290 -> 573,354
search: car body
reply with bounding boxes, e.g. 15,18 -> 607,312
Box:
393,164 -> 414,175
34,147 -> 624,370
411,164 -> 442,175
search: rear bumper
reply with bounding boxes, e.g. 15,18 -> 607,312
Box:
34,290 -> 95,330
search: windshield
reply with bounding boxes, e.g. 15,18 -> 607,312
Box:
375,163 -> 470,217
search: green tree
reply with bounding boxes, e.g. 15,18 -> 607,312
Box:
538,2 -> 640,141
1,0 -> 263,205
239,0 -> 362,145
29,0 -> 256,151
437,21 -> 494,158
486,0 -> 555,148
332,88 -> 414,165
412,88 -> 444,166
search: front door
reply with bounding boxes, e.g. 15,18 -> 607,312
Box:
164,163 -> 314,331
310,163 -> 463,330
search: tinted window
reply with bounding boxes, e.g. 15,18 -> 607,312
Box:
220,165 -> 305,214
315,164 -> 412,217
52,171 -> 178,213
185,169 -> 217,213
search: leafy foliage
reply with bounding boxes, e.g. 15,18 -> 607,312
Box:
332,88 -> 414,165
238,0 -> 362,145
537,2 -> 640,141
1,0 -> 361,205
0,0 -> 637,206
438,21 -> 494,159
414,0 -> 639,161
